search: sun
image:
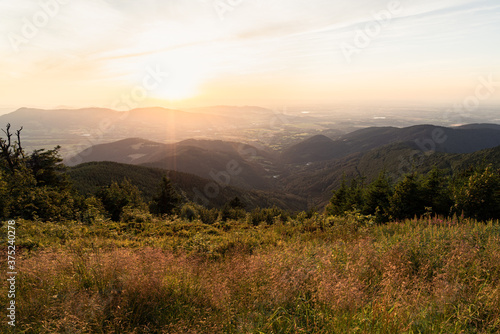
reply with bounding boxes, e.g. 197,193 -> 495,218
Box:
146,53 -> 207,101
151,76 -> 199,101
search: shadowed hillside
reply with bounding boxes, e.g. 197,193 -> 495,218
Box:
68,161 -> 306,211
282,124 -> 500,164
67,138 -> 281,190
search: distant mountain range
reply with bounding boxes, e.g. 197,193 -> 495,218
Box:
281,124 -> 500,164
0,106 -> 231,143
67,138 -> 278,190
3,106 -> 500,209
0,105 -> 322,157
65,123 -> 500,209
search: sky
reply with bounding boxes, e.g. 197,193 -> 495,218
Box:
0,0 -> 499,111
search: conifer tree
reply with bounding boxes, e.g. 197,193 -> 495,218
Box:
149,176 -> 181,216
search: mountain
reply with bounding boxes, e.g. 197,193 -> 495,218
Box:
281,134 -> 343,164
281,142 -> 500,208
67,161 -> 306,211
282,124 -> 500,164
67,123 -> 500,207
0,107 -> 232,156
67,138 -> 282,190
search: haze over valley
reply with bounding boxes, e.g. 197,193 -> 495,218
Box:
3,105 -> 500,211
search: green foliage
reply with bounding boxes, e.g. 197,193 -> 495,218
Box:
421,166 -> 453,216
363,171 -> 392,223
248,206 -> 289,225
80,196 -> 106,225
27,146 -> 69,188
0,125 -> 75,221
327,165 -> 500,223
120,206 -> 154,231
228,196 -> 244,209
198,206 -> 220,225
390,173 -> 426,220
452,165 -> 500,221
325,176 -> 364,216
97,179 -> 146,221
149,176 -> 182,216
15,186 -> 76,221
180,203 -> 199,221
220,198 -> 246,222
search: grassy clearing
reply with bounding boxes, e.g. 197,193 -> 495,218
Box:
2,215 -> 500,333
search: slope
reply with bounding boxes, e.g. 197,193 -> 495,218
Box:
68,161 -> 306,211
282,124 -> 500,164
67,138 -> 281,190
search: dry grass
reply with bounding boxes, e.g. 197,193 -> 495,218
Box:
2,216 -> 500,333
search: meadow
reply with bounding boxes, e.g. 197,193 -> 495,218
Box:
2,213 -> 500,333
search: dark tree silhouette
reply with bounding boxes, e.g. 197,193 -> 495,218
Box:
149,176 -> 181,216
0,123 -> 24,174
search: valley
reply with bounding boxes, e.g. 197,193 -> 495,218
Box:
2,106 -> 500,211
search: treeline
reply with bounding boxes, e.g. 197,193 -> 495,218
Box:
1,125 -> 499,224
327,165 -> 500,223
0,125 -> 292,224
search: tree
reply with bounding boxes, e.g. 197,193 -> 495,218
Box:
363,171 -> 392,223
326,178 -> 348,216
228,196 -> 245,209
452,165 -> 500,221
421,167 -> 452,216
97,179 -> 145,221
0,124 -> 76,220
390,173 -> 425,220
0,124 -> 24,174
149,176 -> 181,216
326,175 -> 365,216
26,146 -> 69,188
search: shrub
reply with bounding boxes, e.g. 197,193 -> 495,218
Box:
80,196 -> 106,225
180,203 -> 199,221
452,165 -> 500,220
248,206 -> 289,225
97,179 -> 145,221
120,206 -> 154,231
198,207 -> 220,225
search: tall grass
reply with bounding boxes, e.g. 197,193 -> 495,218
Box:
2,215 -> 500,333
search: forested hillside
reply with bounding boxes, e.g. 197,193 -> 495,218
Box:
2,123 -> 500,223
67,161 -> 306,211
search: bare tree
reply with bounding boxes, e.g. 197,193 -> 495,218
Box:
0,123 -> 24,173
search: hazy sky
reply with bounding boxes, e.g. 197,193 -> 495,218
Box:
1,0 -> 499,110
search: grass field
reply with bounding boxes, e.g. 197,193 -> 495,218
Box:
2,213 -> 500,333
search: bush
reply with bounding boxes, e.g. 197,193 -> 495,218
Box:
97,179 -> 145,221
120,206 -> 154,231
452,165 -> 500,221
248,206 -> 289,225
180,203 -> 199,221
14,186 -> 76,221
198,207 -> 220,225
80,196 -> 106,225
